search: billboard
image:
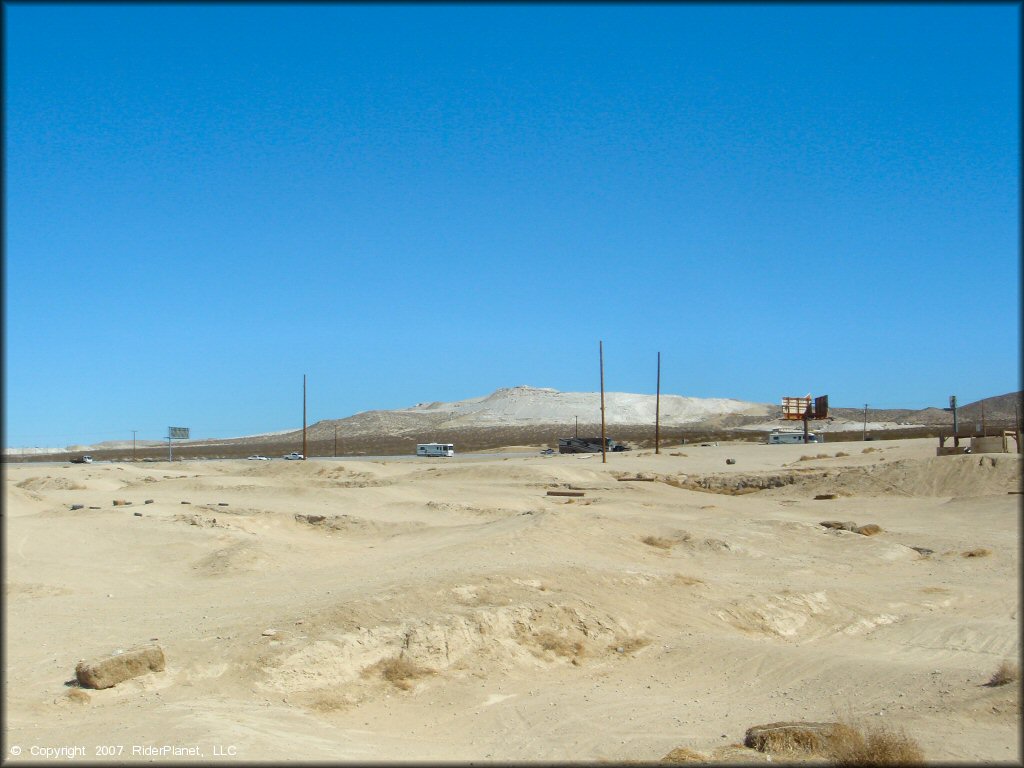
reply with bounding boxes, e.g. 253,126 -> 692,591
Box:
781,396 -> 811,420
168,427 -> 190,440
814,395 -> 829,419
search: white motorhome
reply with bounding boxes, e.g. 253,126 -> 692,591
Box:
416,443 -> 455,457
767,428 -> 823,444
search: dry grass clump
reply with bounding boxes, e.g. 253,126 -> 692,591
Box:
799,453 -> 831,461
364,655 -> 435,690
834,451 -> 849,457
985,660 -> 1019,687
534,630 -> 585,659
962,547 -> 992,558
743,720 -> 923,765
827,722 -> 924,765
660,746 -> 706,762
855,524 -> 882,536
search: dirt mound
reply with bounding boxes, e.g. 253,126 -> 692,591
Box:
191,540 -> 277,576
15,476 -> 85,491
659,454 -> 1020,498
293,513 -> 425,535
255,599 -> 631,709
712,590 -> 900,640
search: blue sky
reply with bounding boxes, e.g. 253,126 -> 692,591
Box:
4,3 -> 1019,446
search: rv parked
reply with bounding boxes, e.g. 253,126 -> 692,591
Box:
767,428 -> 823,444
416,443 -> 455,457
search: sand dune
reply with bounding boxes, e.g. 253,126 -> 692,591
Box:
3,438 -> 1019,763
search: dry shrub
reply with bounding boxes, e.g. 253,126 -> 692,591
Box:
365,655 -> 435,690
827,722 -> 924,765
862,447 -> 878,454
305,690 -> 352,712
642,535 -> 674,550
534,631 -> 584,659
855,524 -> 882,536
661,746 -> 706,762
986,660 -> 1019,687
962,548 -> 991,558
835,452 -> 849,457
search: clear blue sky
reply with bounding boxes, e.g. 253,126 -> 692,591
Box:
4,3 -> 1020,447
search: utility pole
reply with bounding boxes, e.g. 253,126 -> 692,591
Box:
862,405 -> 868,441
302,374 -> 307,459
599,340 -> 606,464
132,430 -> 137,461
950,395 -> 958,447
334,425 -> 338,458
574,415 -> 578,438
981,401 -> 986,436
655,351 -> 661,455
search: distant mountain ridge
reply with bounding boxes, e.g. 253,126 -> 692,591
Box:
242,386 -> 1021,445
7,388 -> 1018,455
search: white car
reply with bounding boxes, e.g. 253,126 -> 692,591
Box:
247,455 -> 270,461
283,452 -> 305,460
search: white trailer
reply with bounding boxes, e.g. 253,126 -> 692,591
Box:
767,428 -> 823,444
416,443 -> 455,457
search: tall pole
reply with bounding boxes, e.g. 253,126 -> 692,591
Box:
981,401 -> 986,436
575,415 -> 578,438
132,430 -> 137,462
302,374 -> 307,459
655,352 -> 661,455
863,404 -> 868,441
599,340 -> 606,464
334,425 -> 338,458
1016,402 -> 1021,453
950,395 -> 959,447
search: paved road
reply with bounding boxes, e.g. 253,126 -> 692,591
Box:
2,452 -> 546,467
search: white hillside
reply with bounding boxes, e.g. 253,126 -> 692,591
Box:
400,385 -> 772,427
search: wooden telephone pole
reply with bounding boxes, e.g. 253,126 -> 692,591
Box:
302,374 -> 307,459
655,352 -> 661,455
599,341 -> 606,464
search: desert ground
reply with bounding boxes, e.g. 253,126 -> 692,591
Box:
3,438 -> 1020,763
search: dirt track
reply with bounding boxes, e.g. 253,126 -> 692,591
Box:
4,438 -> 1020,762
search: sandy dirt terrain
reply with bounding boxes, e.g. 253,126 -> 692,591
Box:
3,438 -> 1020,763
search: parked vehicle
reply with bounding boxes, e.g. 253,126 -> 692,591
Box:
416,443 -> 455,457
767,428 -> 823,444
558,437 -> 628,454
70,455 -> 93,464
247,455 -> 270,461
283,452 -> 305,460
